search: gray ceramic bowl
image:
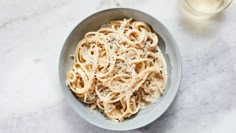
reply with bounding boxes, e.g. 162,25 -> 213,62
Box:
59,8 -> 181,131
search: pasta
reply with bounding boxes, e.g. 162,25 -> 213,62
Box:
66,18 -> 167,122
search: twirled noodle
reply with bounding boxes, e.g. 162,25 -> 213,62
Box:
66,18 -> 167,122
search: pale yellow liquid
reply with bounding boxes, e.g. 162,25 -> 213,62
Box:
186,0 -> 223,13
180,0 -> 232,18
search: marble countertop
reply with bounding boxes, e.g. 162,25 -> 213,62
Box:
0,0 -> 236,132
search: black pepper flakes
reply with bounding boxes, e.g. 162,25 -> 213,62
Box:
70,55 -> 74,60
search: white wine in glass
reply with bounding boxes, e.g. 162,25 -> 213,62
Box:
181,0 -> 233,17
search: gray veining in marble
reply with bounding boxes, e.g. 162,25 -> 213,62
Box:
0,0 -> 236,133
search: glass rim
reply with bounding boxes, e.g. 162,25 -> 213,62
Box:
184,0 -> 233,15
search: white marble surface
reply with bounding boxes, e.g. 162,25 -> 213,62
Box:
0,0 -> 236,132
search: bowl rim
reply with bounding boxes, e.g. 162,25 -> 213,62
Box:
59,7 -> 182,131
